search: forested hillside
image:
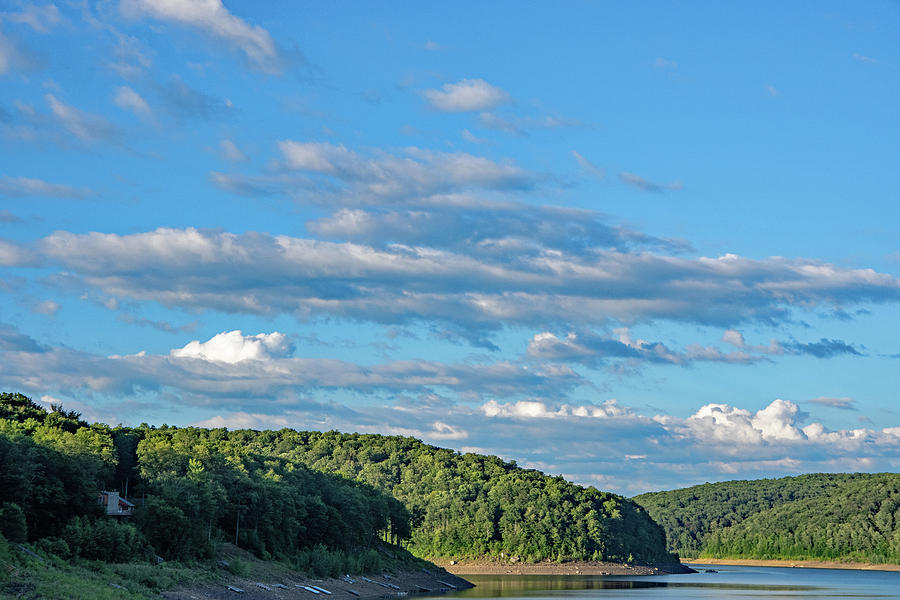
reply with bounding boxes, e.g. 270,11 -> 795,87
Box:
634,473 -> 900,563
0,392 -> 676,568
219,429 -> 675,563
0,392 -> 410,573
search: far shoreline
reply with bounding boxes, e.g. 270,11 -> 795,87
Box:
435,558 -> 694,576
683,557 -> 900,572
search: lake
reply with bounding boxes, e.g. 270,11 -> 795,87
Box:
435,565 -> 900,599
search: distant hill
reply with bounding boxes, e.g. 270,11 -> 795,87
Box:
634,473 -> 900,563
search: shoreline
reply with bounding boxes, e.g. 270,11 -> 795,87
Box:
162,567 -> 474,600
434,559 -> 694,576
683,558 -> 900,572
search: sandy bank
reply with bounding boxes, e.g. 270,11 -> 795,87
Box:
434,558 -> 693,576
162,568 -> 473,600
684,558 -> 900,572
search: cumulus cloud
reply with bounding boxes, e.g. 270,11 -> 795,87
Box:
0,175 -> 93,198
423,79 -> 510,112
171,330 -> 294,363
619,171 -> 682,193
120,0 -> 282,73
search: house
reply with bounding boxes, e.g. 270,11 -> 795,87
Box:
98,490 -> 135,517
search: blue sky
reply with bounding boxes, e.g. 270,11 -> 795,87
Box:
1,0 -> 899,495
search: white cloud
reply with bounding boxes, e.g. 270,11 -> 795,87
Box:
571,150 -> 605,179
423,79 -> 511,112
0,175 -> 92,198
120,0 -> 281,73
808,396 -> 856,410
113,86 -> 151,117
3,4 -> 62,33
219,138 -> 246,162
461,129 -> 487,143
619,171 -> 682,193
276,141 -> 537,202
31,299 -> 60,316
482,398 -> 634,419
0,239 -> 39,266
30,227 -> 900,347
171,330 -> 293,363
0,30 -> 37,74
852,53 -> 879,65
45,94 -> 118,142
527,329 -> 762,368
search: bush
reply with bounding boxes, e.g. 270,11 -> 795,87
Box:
226,558 -> 249,577
36,537 -> 71,558
0,532 -> 11,584
62,516 -> 150,561
0,503 -> 27,543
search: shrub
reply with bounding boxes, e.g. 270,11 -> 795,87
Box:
0,503 -> 27,543
62,516 -> 150,561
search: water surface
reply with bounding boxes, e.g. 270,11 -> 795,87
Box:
434,565 -> 900,599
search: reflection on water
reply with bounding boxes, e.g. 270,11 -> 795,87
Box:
448,574 -> 819,597
433,565 -> 900,599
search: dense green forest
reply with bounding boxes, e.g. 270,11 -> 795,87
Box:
0,391 -> 410,573
634,473 -> 900,563
0,392 -> 675,571
213,428 -> 674,563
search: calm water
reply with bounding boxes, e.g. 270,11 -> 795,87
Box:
434,565 -> 900,599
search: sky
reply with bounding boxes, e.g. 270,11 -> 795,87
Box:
1,1 -> 899,496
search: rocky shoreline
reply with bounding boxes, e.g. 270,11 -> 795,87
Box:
434,558 -> 695,576
162,568 -> 474,600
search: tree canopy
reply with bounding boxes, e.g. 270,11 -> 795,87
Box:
634,473 -> 900,563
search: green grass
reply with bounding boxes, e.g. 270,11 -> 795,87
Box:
0,537 -> 433,599
0,540 -> 217,599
